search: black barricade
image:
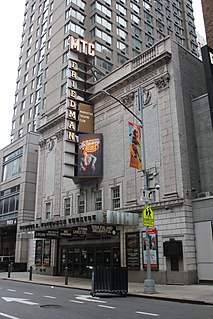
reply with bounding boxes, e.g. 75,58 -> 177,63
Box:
91,266 -> 128,296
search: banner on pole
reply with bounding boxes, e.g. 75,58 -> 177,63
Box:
128,122 -> 142,170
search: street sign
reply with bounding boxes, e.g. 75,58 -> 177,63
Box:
142,205 -> 154,227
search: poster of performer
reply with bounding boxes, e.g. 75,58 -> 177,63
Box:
128,122 -> 142,170
142,228 -> 159,270
77,134 -> 103,177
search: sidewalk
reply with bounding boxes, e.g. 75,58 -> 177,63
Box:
0,271 -> 213,306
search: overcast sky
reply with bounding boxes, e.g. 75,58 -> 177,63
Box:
0,0 -> 206,150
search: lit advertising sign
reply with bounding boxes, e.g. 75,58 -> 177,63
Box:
77,134 -> 103,178
142,228 -> 159,270
70,36 -> 95,56
79,103 -> 94,133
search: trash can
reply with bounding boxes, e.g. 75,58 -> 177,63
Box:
90,266 -> 128,296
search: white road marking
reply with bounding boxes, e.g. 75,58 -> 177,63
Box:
75,294 -> 106,303
2,297 -> 39,306
23,292 -> 34,295
0,312 -> 21,319
136,311 -> 159,317
44,295 -> 56,299
98,305 -> 115,309
7,289 -> 16,292
70,300 -> 84,304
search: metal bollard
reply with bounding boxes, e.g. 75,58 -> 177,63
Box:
65,266 -> 68,285
8,263 -> 11,278
29,265 -> 33,281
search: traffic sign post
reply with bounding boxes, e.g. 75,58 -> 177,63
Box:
142,205 -> 156,294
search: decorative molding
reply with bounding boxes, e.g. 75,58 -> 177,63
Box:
154,72 -> 170,91
55,129 -> 64,141
47,138 -> 55,151
39,139 -> 46,149
120,92 -> 135,105
144,89 -> 152,105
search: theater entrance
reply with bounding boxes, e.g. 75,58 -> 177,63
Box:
59,243 -> 120,278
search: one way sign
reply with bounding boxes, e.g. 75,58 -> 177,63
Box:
142,205 -> 154,227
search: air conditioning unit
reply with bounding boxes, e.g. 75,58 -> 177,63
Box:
197,191 -> 213,198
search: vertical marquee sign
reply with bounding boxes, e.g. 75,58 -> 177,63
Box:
63,36 -> 95,179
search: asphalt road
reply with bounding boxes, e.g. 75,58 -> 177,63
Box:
0,280 -> 212,319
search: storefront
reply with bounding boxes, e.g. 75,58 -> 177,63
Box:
0,218 -> 17,256
34,224 -> 120,277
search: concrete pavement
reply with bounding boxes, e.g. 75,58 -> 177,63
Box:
0,271 -> 212,306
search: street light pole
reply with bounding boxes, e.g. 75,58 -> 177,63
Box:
138,86 -> 156,294
101,87 -> 156,293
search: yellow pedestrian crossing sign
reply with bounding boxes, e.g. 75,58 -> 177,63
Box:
143,205 -> 154,227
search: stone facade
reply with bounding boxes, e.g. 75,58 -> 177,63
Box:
22,38 -> 207,283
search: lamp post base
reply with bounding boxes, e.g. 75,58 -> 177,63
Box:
144,279 -> 156,294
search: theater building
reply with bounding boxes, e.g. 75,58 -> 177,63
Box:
19,37 -> 208,284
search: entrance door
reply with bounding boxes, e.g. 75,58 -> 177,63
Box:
59,243 -> 120,278
166,256 -> 184,284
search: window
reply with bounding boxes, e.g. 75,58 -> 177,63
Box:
91,14 -> 112,30
132,37 -> 142,49
43,82 -> 47,93
2,148 -> 23,182
0,186 -> 20,216
18,128 -> 23,138
117,27 -> 127,39
23,86 -> 27,96
95,42 -> 112,58
116,3 -> 127,15
44,67 -> 48,78
91,28 -> 112,44
24,73 -> 29,82
61,67 -> 67,80
117,53 -> 128,64
61,83 -> 66,96
116,15 -> 127,28
20,114 -> 24,125
29,108 -> 32,118
78,193 -> 85,213
30,93 -> 34,104
131,13 -> 140,25
66,7 -> 85,23
91,2 -> 111,17
64,198 -> 71,216
95,190 -> 102,211
21,100 -> 26,110
112,186 -> 120,209
64,22 -> 85,37
42,97 -> 47,109
63,52 -> 68,63
117,40 -> 128,53
45,202 -> 51,219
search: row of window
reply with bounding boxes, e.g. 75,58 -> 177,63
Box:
45,186 -> 121,219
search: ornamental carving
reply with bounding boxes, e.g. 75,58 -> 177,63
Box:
39,140 -> 46,149
47,138 -> 54,151
120,92 -> 135,105
154,73 -> 170,91
55,129 -> 64,141
144,89 -> 152,105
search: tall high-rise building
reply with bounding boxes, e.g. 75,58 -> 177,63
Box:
201,0 -> 213,48
11,0 -> 199,144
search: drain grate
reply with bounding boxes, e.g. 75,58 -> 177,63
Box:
40,304 -> 62,308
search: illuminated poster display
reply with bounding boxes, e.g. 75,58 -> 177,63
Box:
126,232 -> 140,270
128,122 -> 142,170
77,134 -> 103,177
142,228 -> 159,270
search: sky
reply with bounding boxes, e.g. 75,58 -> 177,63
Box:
0,0 -> 206,150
